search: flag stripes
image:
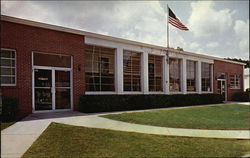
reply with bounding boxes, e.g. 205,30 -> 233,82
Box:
168,7 -> 189,31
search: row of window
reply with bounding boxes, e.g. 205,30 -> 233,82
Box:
0,48 -> 241,91
85,45 -> 214,92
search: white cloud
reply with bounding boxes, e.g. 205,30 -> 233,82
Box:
188,1 -> 235,37
1,1 -> 167,46
1,1 -> 50,22
234,20 -> 249,56
190,42 -> 200,49
169,30 -> 187,49
1,1 -> 248,60
206,42 -> 219,48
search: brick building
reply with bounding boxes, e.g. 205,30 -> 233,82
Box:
0,15 -> 245,117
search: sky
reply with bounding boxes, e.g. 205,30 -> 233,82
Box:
1,1 -> 249,60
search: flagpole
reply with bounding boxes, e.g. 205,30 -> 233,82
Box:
167,4 -> 169,49
166,4 -> 169,65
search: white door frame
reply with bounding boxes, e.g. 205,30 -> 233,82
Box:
32,66 -> 73,113
217,79 -> 227,101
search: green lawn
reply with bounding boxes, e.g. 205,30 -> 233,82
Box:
1,121 -> 16,130
102,104 -> 250,130
22,122 -> 250,158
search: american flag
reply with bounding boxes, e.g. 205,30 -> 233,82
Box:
168,7 -> 189,31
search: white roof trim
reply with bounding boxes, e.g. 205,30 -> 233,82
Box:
1,15 -> 245,66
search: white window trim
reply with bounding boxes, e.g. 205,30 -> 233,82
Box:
186,60 -> 197,92
169,91 -> 183,94
31,51 -> 73,113
201,62 -> 213,93
230,74 -> 241,89
85,91 -> 117,95
148,53 -> 164,93
123,49 -> 143,92
0,48 -> 16,86
169,57 -> 182,93
85,45 -> 116,92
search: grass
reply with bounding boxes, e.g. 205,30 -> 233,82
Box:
1,121 -> 16,130
102,104 -> 250,130
22,122 -> 250,158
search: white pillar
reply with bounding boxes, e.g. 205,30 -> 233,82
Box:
211,64 -> 214,92
182,58 -> 187,94
116,47 -> 123,94
142,51 -> 149,94
164,55 -> 169,94
197,60 -> 202,93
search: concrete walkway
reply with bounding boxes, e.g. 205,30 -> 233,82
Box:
1,106 -> 250,158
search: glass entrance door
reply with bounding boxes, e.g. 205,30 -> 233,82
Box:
217,80 -> 226,101
34,68 -> 71,111
34,69 -> 53,110
55,70 -> 71,109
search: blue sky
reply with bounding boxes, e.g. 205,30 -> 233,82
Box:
1,1 -> 249,59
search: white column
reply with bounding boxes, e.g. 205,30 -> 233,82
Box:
164,55 -> 169,94
116,47 -> 123,94
197,61 -> 202,93
142,51 -> 149,94
211,64 -> 214,92
182,58 -> 187,94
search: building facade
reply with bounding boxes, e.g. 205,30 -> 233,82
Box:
0,16 -> 245,117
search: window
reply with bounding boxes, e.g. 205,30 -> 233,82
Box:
201,63 -> 212,91
34,52 -> 71,68
85,45 -> 115,91
187,60 -> 196,92
123,50 -> 141,91
0,49 -> 16,85
148,55 -> 163,91
217,72 -> 226,79
169,58 -> 181,92
230,75 -> 240,89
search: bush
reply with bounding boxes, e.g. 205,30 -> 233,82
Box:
232,91 -> 250,102
1,96 -> 19,121
79,94 -> 223,113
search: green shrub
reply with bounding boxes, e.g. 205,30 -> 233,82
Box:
233,91 -> 250,102
1,96 -> 19,121
79,94 -> 223,113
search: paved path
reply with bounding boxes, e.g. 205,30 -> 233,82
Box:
1,104 -> 250,158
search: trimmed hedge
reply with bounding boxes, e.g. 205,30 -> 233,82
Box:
79,94 -> 223,113
233,91 -> 250,102
1,96 -> 19,121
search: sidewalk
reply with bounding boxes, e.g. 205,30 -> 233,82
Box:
1,109 -> 250,158
1,112 -> 86,158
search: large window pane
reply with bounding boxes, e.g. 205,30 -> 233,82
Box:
0,49 -> 16,85
55,71 -> 70,87
1,58 -> 15,67
230,74 -> 240,89
123,50 -> 141,91
187,60 -> 196,92
1,67 -> 15,75
34,53 -> 71,68
1,76 -> 15,84
85,45 -> 115,91
201,63 -> 212,91
0,50 -> 15,58
169,58 -> 181,92
148,55 -> 163,91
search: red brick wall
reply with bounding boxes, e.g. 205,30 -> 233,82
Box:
213,60 -> 244,101
1,21 -> 85,117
